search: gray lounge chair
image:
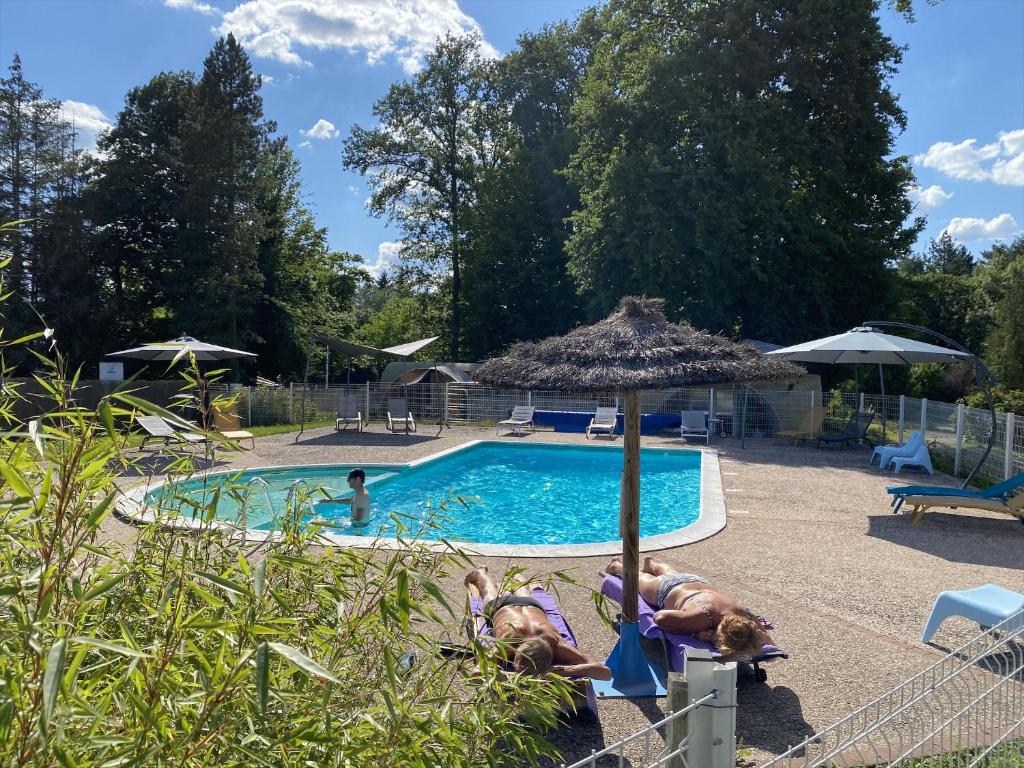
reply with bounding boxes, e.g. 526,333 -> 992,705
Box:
136,415 -> 209,450
816,411 -> 875,449
386,398 -> 416,433
497,405 -> 535,435
335,394 -> 364,432
679,410 -> 709,444
585,406 -> 619,439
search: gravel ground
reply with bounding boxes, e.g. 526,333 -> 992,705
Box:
108,425 -> 1024,766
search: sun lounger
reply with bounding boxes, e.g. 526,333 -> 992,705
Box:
601,574 -> 787,683
679,410 -> 709,444
890,442 -> 934,474
467,585 -> 598,718
585,406 -> 619,439
335,393 -> 364,432
212,408 -> 256,449
775,406 -> 827,443
900,493 -> 1024,525
386,398 -> 416,433
136,415 -> 209,450
886,470 -> 1024,513
871,430 -> 923,468
496,405 -> 535,435
816,411 -> 875,448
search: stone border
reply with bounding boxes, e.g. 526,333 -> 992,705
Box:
116,440 -> 727,557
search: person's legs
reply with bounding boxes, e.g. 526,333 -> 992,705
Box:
642,556 -> 679,576
465,566 -> 500,607
605,557 -> 663,607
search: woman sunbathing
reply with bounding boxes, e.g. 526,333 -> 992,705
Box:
605,556 -> 773,659
465,566 -> 611,680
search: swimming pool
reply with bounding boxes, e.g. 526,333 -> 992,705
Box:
134,441 -> 711,551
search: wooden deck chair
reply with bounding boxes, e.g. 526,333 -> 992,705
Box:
903,493 -> 1024,526
775,406 -> 827,443
212,407 -> 256,450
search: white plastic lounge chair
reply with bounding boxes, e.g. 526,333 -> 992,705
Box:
585,406 -> 619,439
335,394 -> 364,432
386,398 -> 416,433
213,408 -> 256,449
497,405 -> 535,435
679,410 -> 709,444
871,430 -> 923,468
136,415 -> 209,450
890,442 -> 934,475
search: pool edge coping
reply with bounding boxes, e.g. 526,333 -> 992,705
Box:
116,439 -> 726,558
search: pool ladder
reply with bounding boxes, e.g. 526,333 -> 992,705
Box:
239,476 -> 274,530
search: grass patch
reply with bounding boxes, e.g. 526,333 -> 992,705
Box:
246,419 -> 334,437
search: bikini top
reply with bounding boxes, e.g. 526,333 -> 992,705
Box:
680,591 -> 716,630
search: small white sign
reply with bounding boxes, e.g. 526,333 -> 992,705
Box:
99,362 -> 124,382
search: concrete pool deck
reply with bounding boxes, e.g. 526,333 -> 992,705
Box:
109,425 -> 1024,765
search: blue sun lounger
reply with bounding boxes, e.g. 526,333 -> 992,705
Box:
887,470 -> 1024,513
601,575 -> 788,683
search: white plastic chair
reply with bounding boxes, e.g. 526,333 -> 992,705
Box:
871,430 -> 923,468
891,443 -> 934,475
585,406 -> 619,439
679,410 -> 709,444
497,405 -> 535,435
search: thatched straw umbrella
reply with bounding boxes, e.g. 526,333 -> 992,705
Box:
476,297 -> 801,695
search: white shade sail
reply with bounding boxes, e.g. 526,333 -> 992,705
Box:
766,326 -> 972,365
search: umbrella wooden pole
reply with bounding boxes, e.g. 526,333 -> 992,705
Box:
621,391 -> 641,624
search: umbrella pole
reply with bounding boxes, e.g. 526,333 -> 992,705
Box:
592,390 -> 666,699
740,385 -> 750,449
879,363 -> 887,446
297,342 -> 314,441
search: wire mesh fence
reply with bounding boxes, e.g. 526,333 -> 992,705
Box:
759,610 -> 1024,768
218,383 -> 1023,487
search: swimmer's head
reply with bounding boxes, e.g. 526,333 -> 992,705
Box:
347,468 -> 366,487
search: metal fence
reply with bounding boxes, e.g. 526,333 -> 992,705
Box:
563,650 -> 738,768
219,383 -> 1024,487
759,610 -> 1024,768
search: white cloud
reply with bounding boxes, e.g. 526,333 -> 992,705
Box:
164,0 -> 219,16
916,129 -> 1024,186
992,129 -> 1024,186
260,73 -> 275,84
942,213 -> 1021,242
301,118 -> 338,140
60,100 -> 112,151
907,184 -> 953,212
212,0 -> 498,72
346,184 -> 359,195
365,241 -> 404,275
298,140 -> 312,148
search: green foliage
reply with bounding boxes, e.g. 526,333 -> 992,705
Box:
961,385 -> 1024,415
0,283 -> 570,766
977,236 -> 1024,388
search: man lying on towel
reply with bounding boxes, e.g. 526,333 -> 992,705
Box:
465,567 -> 612,680
606,556 -> 774,659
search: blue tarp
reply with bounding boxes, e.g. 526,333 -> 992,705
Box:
532,410 -> 680,435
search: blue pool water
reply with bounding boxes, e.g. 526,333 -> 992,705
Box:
144,442 -> 702,545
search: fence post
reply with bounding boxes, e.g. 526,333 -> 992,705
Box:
365,382 -> 371,425
920,398 -> 928,440
898,395 -> 905,444
955,403 -> 964,476
289,382 -> 295,423
1005,413 -> 1015,480
662,672 -> 688,768
859,392 -> 865,413
684,649 -> 737,768
247,386 -> 253,427
444,382 -> 450,423
709,388 -> 716,421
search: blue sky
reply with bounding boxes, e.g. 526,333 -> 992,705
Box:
1,0 -> 1021,273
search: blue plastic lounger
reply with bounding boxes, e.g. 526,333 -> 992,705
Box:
600,575 -> 788,683
871,430 -> 923,468
887,470 -> 1024,513
468,587 -> 599,718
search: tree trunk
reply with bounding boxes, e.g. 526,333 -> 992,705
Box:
449,159 -> 461,361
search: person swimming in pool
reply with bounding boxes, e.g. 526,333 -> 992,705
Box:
332,468 -> 370,526
605,556 -> 773,659
464,566 -> 611,680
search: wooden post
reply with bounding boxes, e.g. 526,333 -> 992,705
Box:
621,390 -> 641,624
662,672 -> 688,768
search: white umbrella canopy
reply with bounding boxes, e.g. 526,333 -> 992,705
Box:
108,335 -> 257,362
766,326 -> 972,365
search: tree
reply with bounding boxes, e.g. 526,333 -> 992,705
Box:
344,34 -> 499,359
923,232 -> 974,275
978,236 -> 1024,388
564,0 -> 921,341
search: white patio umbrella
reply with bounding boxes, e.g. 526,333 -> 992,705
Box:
108,335 -> 257,362
766,325 -> 973,446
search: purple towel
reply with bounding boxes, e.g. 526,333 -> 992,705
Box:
470,587 -> 599,717
601,575 -> 785,673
